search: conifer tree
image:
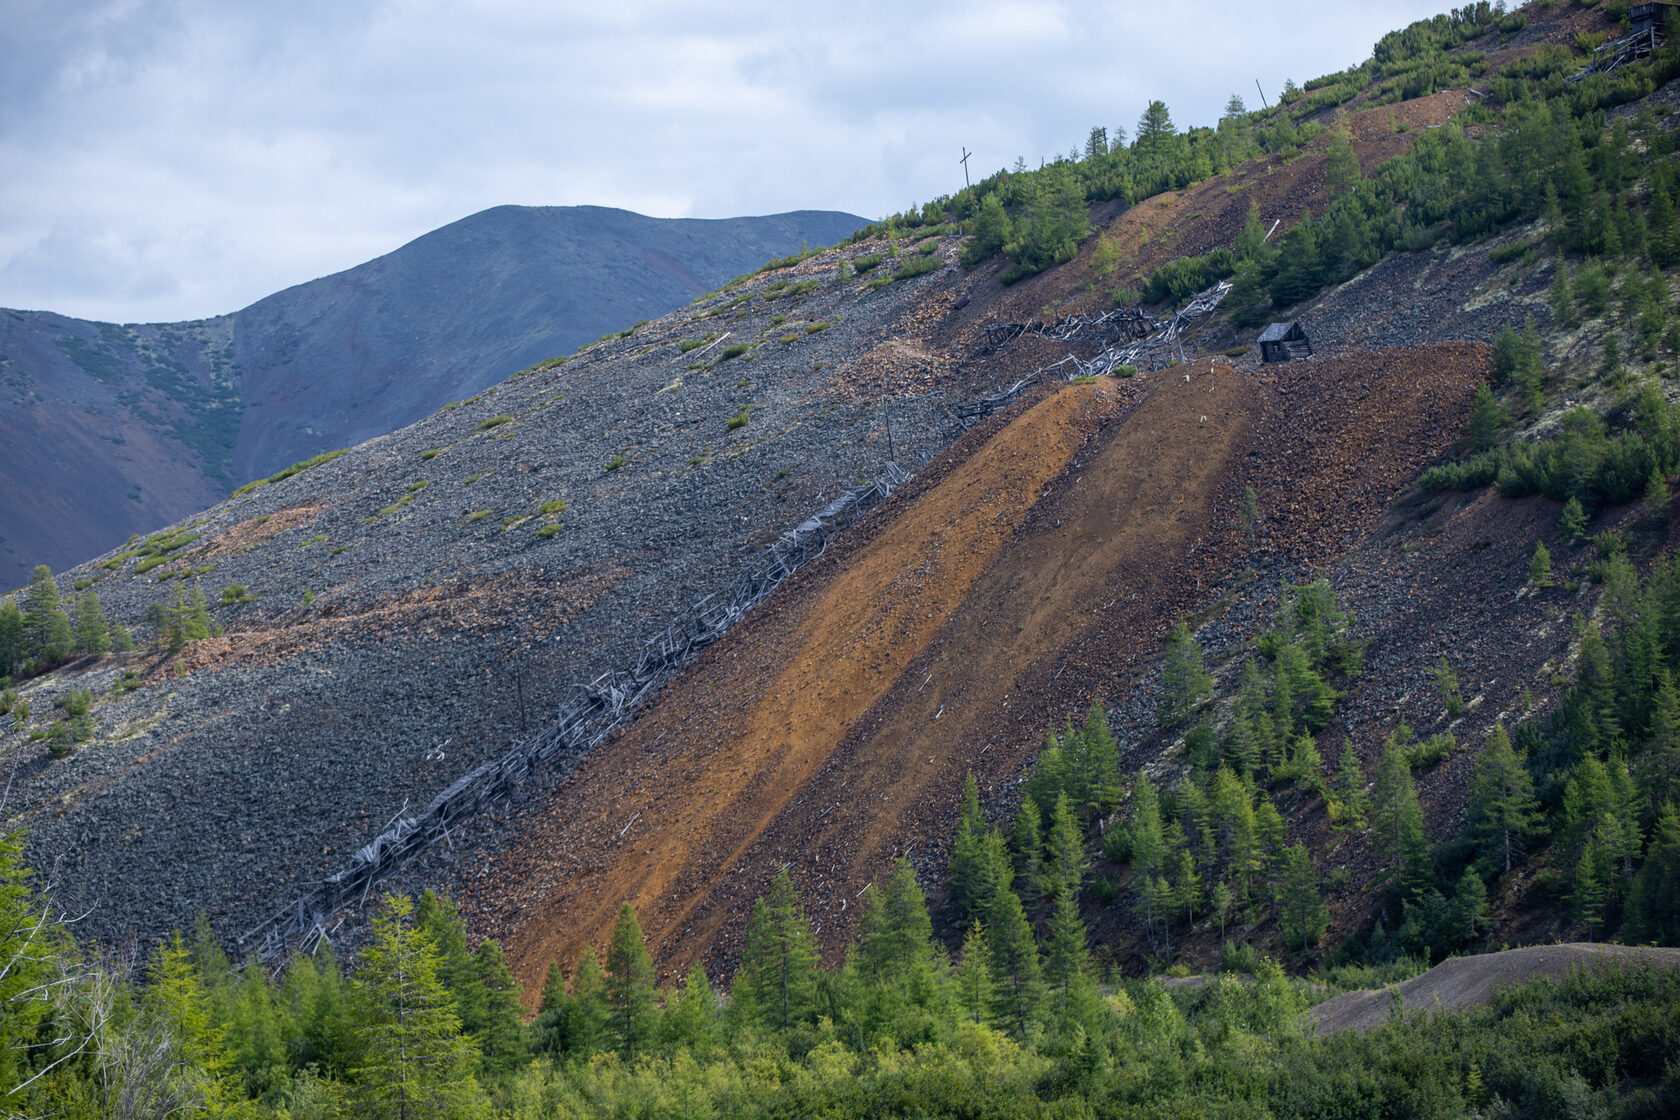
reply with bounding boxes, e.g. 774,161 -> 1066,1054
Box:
1468,723 -> 1542,875
949,773 -> 991,922
110,620 -> 135,652
144,929 -> 240,1114
1127,775 -> 1165,880
1211,880 -> 1234,941
1277,845 -> 1327,951
349,894 -> 486,1119
1136,100 -> 1176,153
1010,796 -> 1045,906
1330,740 -> 1369,831
1573,844 -> 1606,936
0,600 -> 23,679
1075,702 -> 1121,814
1450,866 -> 1489,944
21,566 -> 71,663
282,942 -> 355,1077
1044,793 -> 1088,902
566,947 -> 611,1057
735,869 -> 820,1030
1042,891 -> 1095,1032
1530,541 -> 1554,587
664,963 -> 719,1053
539,960 -> 567,1015
1372,740 -> 1430,896
1172,848 -> 1201,927
472,939 -> 527,1076
1559,496 -> 1589,543
70,589 -> 109,655
953,922 -> 996,1026
415,890 -> 485,1037
1159,621 -> 1213,727
985,885 -> 1043,1035
1629,802 -> 1680,942
1468,383 -> 1506,452
605,902 -> 657,1060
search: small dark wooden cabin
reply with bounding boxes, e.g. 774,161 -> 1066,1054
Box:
1259,321 -> 1312,363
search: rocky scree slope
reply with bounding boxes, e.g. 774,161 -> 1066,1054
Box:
0,233 -> 968,947
0,206 -> 866,582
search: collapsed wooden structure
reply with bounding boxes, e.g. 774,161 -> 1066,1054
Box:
956,278 -> 1233,430
238,461 -> 913,961
1569,3 -> 1670,82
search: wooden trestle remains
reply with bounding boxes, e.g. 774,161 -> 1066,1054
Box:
956,278 -> 1232,430
239,463 -> 912,961
240,275 -> 1233,962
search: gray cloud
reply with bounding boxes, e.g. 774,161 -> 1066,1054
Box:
0,0 -> 1450,323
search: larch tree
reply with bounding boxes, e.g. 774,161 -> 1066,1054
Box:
21,566 -> 71,662
1467,723 -> 1543,875
604,902 -> 658,1060
1159,621 -> 1213,727
734,869 -> 820,1030
349,894 -> 486,1120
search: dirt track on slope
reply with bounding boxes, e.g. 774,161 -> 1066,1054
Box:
1309,944 -> 1680,1035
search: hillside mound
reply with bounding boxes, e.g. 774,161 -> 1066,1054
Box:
1309,944 -> 1680,1034
467,341 -> 1488,993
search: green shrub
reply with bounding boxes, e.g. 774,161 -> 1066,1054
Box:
299,534 -> 327,547
407,480 -> 428,492
477,415 -> 514,430
806,321 -> 828,334
727,411 -> 750,431
465,473 -> 483,485
219,585 -> 256,605
605,455 -> 627,471
720,343 -> 749,360
893,253 -> 941,281
779,333 -> 800,345
539,499 -> 567,516
465,510 -> 490,523
1407,731 -> 1455,769
852,253 -> 884,273
677,336 -> 710,353
1114,365 -> 1138,378
537,524 -> 563,538
420,449 -> 441,460
231,449 -> 348,497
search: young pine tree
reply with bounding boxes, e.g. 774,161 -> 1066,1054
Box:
604,902 -> 658,1060
472,939 -> 528,1077
565,947 -> 611,1057
1043,793 -> 1088,902
1330,739 -> 1369,831
1276,845 -> 1328,951
734,869 -> 820,1030
70,589 -> 109,655
1530,541 -> 1554,588
1159,621 -> 1213,727
953,922 -> 996,1026
21,566 -> 72,663
1467,723 -> 1542,876
349,894 -> 486,1120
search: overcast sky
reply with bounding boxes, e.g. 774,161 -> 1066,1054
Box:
1,0 -> 1452,324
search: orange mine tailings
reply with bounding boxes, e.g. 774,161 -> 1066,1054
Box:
474,366 -> 1265,996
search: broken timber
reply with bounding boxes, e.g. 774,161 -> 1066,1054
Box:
956,278 -> 1232,431
239,461 -> 913,962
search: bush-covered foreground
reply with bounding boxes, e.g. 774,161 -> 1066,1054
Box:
4,816 -> 1678,1118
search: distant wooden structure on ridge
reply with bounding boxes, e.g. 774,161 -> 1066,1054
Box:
1259,321 -> 1312,363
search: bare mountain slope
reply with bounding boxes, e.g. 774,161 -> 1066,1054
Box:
0,206 -> 866,582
